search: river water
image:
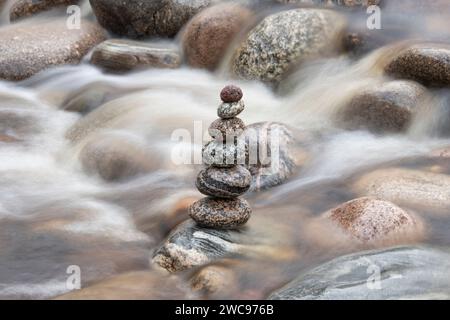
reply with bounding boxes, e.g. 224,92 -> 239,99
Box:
0,1 -> 450,299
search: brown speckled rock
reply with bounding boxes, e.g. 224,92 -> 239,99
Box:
89,0 -> 214,38
90,39 -> 181,72
339,80 -> 428,133
276,0 -> 380,6
196,165 -> 252,198
208,117 -> 245,141
189,197 -> 251,229
231,8 -> 346,83
217,101 -> 245,119
182,3 -> 253,69
10,0 -> 79,21
325,197 -> 421,244
220,85 -> 243,103
0,19 -> 106,81
385,43 -> 450,87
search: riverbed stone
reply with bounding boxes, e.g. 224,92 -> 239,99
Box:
220,85 -> 243,103
182,3 -> 253,69
90,39 -> 181,72
10,0 -> 79,21
217,101 -> 245,119
339,80 -> 428,133
269,246 -> 450,299
89,0 -> 215,38
231,8 -> 347,83
208,117 -> 245,141
0,18 -> 106,81
202,140 -> 247,168
189,197 -> 251,229
196,165 -> 252,198
325,197 -> 422,245
385,43 -> 450,87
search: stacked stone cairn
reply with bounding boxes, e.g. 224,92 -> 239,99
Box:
189,85 -> 252,229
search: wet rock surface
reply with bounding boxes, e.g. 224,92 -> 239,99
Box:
10,0 -> 79,21
339,80 -> 428,133
89,0 -> 214,38
0,19 -> 106,81
231,8 -> 346,83
90,39 -> 181,72
269,246 -> 450,300
196,165 -> 252,198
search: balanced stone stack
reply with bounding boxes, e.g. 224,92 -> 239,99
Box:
189,85 -> 252,229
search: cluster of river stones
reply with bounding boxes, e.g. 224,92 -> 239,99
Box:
190,85 -> 252,229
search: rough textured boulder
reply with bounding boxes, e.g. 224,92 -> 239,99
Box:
269,246 -> 450,299
325,197 -> 422,245
182,3 -> 253,70
91,39 -> 181,72
385,43 -> 450,87
352,168 -> 450,213
0,19 -> 105,81
89,0 -> 215,38
231,8 -> 346,82
10,0 -> 79,21
338,80 -> 428,133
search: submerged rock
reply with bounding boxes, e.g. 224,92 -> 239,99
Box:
269,246 -> 450,299
0,19 -> 105,81
10,0 -> 79,21
182,3 -> 253,70
385,43 -> 450,87
325,197 -> 422,245
90,39 -> 181,72
338,80 -> 428,133
89,0 -> 214,38
231,8 -> 346,83
79,133 -> 155,182
352,168 -> 450,214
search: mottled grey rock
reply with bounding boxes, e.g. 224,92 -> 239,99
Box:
325,197 -> 422,245
208,117 -> 245,141
352,167 -> 450,214
89,0 -> 214,38
231,8 -> 346,83
196,165 -> 252,198
242,122 -> 303,191
385,43 -> 450,87
182,3 -> 253,69
90,39 -> 181,72
202,140 -> 247,168
10,0 -> 79,21
0,19 -> 106,81
275,0 -> 379,6
339,80 -> 428,133
189,197 -> 251,229
217,101 -> 245,119
269,246 -> 450,299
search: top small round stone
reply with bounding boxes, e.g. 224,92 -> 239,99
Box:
220,85 -> 243,103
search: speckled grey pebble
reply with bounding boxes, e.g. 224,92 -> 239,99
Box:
208,117 -> 245,141
217,101 -> 245,119
196,165 -> 251,198
202,140 -> 247,168
189,197 -> 251,229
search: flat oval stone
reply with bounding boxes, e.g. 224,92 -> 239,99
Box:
208,117 -> 245,141
217,100 -> 245,119
220,85 -> 243,103
196,165 -> 251,198
189,197 -> 251,229
202,140 -> 247,168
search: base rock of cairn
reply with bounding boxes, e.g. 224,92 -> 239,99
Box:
189,85 -> 252,230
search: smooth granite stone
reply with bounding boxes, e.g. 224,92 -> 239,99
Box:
10,0 -> 79,21
208,117 -> 245,141
202,140 -> 247,168
196,165 -> 252,198
90,39 -> 181,72
385,43 -> 450,87
217,100 -> 245,119
269,246 -> 450,300
189,197 -> 251,229
220,85 -> 243,103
